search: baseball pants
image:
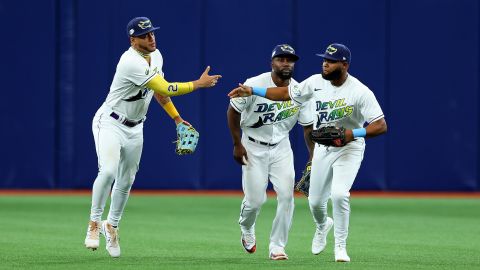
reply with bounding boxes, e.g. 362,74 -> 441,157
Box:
90,107 -> 143,227
238,136 -> 295,252
308,142 -> 364,248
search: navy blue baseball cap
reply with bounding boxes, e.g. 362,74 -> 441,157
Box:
316,43 -> 351,64
271,44 -> 299,61
126,17 -> 160,37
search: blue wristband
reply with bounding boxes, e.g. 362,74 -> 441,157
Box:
252,87 -> 267,97
352,128 -> 367,138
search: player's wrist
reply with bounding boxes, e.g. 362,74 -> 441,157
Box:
192,80 -> 200,89
252,87 -> 267,97
233,141 -> 242,147
174,116 -> 183,125
352,128 -> 367,138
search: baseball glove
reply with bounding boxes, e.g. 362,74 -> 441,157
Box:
310,126 -> 346,147
295,161 -> 312,197
175,122 -> 199,155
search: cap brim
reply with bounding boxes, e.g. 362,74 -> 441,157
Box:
272,54 -> 299,61
316,53 -> 348,63
131,26 -> 160,37
316,53 -> 337,60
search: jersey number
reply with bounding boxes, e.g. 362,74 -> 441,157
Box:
168,85 -> 178,92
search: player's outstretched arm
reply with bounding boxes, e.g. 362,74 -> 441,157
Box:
146,66 -> 222,97
228,83 -> 290,101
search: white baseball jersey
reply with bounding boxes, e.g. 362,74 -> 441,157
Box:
230,72 -> 314,144
288,73 -> 384,144
104,47 -> 164,121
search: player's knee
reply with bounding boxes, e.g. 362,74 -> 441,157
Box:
277,192 -> 294,205
113,184 -> 132,195
114,177 -> 136,192
308,195 -> 325,209
97,166 -> 117,184
246,197 -> 266,210
331,191 -> 350,206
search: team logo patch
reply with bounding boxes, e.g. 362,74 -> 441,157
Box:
235,97 -> 247,105
138,20 -> 152,29
280,44 -> 294,53
326,45 -> 337,55
291,85 -> 301,97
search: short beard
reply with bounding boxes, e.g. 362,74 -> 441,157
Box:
274,69 -> 293,80
139,44 -> 155,53
322,68 -> 342,81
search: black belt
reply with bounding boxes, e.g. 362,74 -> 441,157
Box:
110,112 -> 143,127
248,136 -> 277,147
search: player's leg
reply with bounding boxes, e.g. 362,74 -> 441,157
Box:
267,140 -> 294,259
102,127 -> 142,258
86,118 -> 122,250
239,137 -> 269,253
107,129 -> 143,226
308,145 -> 334,255
330,147 -> 364,262
90,123 -> 122,221
308,145 -> 334,228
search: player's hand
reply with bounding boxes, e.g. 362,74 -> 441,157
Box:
228,83 -> 253,98
194,66 -> 222,88
233,143 -> 248,165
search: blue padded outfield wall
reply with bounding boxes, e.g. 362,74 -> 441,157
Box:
0,0 -> 478,191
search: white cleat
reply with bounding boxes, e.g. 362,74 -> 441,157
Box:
335,246 -> 351,262
241,231 -> 256,253
312,217 -> 334,255
84,220 -> 100,250
101,221 -> 121,258
269,247 -> 288,260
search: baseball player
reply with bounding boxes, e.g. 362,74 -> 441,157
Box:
228,43 -> 387,262
84,16 -> 221,258
227,44 -> 314,260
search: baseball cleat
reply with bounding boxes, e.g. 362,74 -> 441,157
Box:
84,220 -> 100,250
100,221 -> 121,258
334,245 -> 351,262
312,217 -> 333,255
269,247 -> 288,260
241,232 -> 256,253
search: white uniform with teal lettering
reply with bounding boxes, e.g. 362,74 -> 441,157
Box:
90,47 -> 163,227
230,72 -> 314,253
288,73 -> 384,249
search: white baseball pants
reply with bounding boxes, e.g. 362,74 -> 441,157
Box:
308,142 -> 364,248
89,106 -> 143,227
238,136 -> 295,252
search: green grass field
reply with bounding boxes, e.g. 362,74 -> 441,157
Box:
0,194 -> 479,270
